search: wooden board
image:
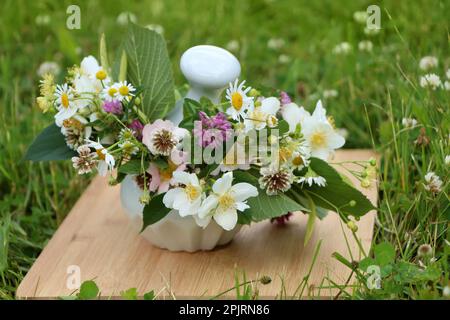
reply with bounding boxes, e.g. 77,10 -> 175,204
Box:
17,149 -> 378,299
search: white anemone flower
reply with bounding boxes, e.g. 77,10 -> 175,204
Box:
54,84 -> 81,126
197,172 -> 258,231
86,140 -> 115,176
225,79 -> 253,121
281,102 -> 310,133
163,172 -> 204,217
244,97 -> 280,131
301,101 -> 345,160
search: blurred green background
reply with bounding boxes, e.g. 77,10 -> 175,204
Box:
0,0 -> 448,299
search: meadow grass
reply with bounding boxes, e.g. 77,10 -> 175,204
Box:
0,0 -> 448,299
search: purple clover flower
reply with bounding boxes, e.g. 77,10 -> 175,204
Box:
193,111 -> 232,148
280,91 -> 292,105
129,119 -> 144,141
102,100 -> 123,115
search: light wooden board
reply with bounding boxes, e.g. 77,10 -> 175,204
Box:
17,149 -> 378,299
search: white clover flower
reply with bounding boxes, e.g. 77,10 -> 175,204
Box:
353,11 -> 368,24
424,171 -> 442,194
267,38 -> 285,50
35,14 -> 50,26
420,73 -> 442,90
197,172 -> 258,231
445,155 -> 450,166
444,286 -> 450,297
244,97 -> 280,131
419,56 -> 438,71
358,40 -> 373,52
145,24 -> 164,34
332,42 -> 352,55
323,89 -> 338,99
225,40 -> 240,52
117,11 -> 137,26
86,140 -> 116,176
225,79 -> 253,121
72,145 -> 96,175
37,61 -> 60,77
446,68 -> 450,79
278,54 -> 291,64
402,117 -> 418,128
364,27 -> 380,36
259,165 -> 294,195
163,172 -> 204,217
444,81 -> 450,91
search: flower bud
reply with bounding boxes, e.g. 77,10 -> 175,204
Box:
361,179 -> 371,188
139,192 -> 151,205
135,97 -> 141,105
248,88 -> 260,97
108,176 -> 118,186
259,276 -> 272,285
349,200 -> 356,207
369,157 -> 377,167
347,221 -> 358,232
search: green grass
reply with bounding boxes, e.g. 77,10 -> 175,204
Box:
0,0 -> 449,299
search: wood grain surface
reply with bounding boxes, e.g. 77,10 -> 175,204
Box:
17,149 -> 378,299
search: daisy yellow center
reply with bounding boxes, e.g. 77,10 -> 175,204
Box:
218,193 -> 235,210
185,184 -> 200,201
231,92 -> 243,111
108,87 -> 117,97
96,149 -> 106,161
61,93 -> 70,108
96,70 -> 107,80
119,85 -> 129,96
311,131 -> 326,148
292,155 -> 304,166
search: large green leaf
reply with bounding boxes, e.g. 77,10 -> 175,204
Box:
24,123 -> 77,161
124,23 -> 175,121
142,194 -> 171,231
302,157 -> 375,217
233,171 -> 308,222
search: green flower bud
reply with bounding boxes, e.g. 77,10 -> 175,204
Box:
139,192 -> 151,205
259,276 -> 272,285
135,97 -> 141,105
369,157 -> 377,167
347,221 -> 358,232
248,88 -> 260,97
349,200 -> 356,207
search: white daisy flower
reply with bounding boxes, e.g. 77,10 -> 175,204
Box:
163,172 -> 204,217
54,84 -> 80,126
225,79 -> 253,121
419,56 -> 438,71
420,73 -> 442,90
116,81 -> 136,102
244,97 -> 280,131
297,168 -> 327,187
86,140 -> 115,176
197,172 -> 258,231
301,101 -> 345,160
102,83 -> 120,102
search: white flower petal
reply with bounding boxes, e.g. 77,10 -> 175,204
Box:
260,97 -> 281,115
80,55 -> 100,76
281,103 -> 310,132
172,171 -> 192,185
212,172 -> 233,195
163,188 -> 183,208
194,215 -> 212,229
230,183 -> 258,202
328,132 -> 346,149
199,195 -> 219,218
213,208 -> 238,231
311,100 -> 327,122
235,202 -> 250,212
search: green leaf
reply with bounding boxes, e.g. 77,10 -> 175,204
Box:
120,287 -> 138,300
277,120 -> 290,135
234,171 -> 308,222
77,280 -> 99,300
183,98 -> 202,118
118,159 -> 149,175
303,157 -> 375,217
374,242 -> 395,266
143,290 -> 155,300
24,123 -> 77,161
142,194 -> 171,231
124,23 -> 175,121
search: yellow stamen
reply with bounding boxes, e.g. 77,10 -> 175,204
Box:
108,87 -> 117,97
185,184 -> 200,201
218,193 -> 234,210
119,85 -> 129,96
231,92 -> 243,111
279,147 -> 293,163
311,132 -> 326,147
96,149 -> 106,161
96,69 -> 107,80
159,160 -> 178,181
61,93 -> 69,108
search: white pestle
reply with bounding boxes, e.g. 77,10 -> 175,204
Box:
166,45 -> 241,125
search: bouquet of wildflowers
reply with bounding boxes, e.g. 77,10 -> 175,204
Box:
27,24 -> 375,241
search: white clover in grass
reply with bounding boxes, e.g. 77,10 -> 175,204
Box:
424,172 -> 442,194
267,38 -> 285,50
420,73 -> 442,90
37,61 -> 60,77
323,89 -> 338,99
445,155 -> 450,166
444,81 -> 450,91
402,117 -> 418,128
446,68 -> 450,79
364,27 -> 379,36
163,172 -> 204,217
244,97 -> 280,131
419,56 -> 438,71
225,40 -> 240,52
358,40 -> 373,52
301,101 -> 345,160
278,54 -> 291,64
353,11 -> 368,24
225,79 -> 254,121
117,11 -> 137,26
297,167 -> 327,187
197,172 -> 258,231
332,42 -> 352,55
86,140 -> 116,177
